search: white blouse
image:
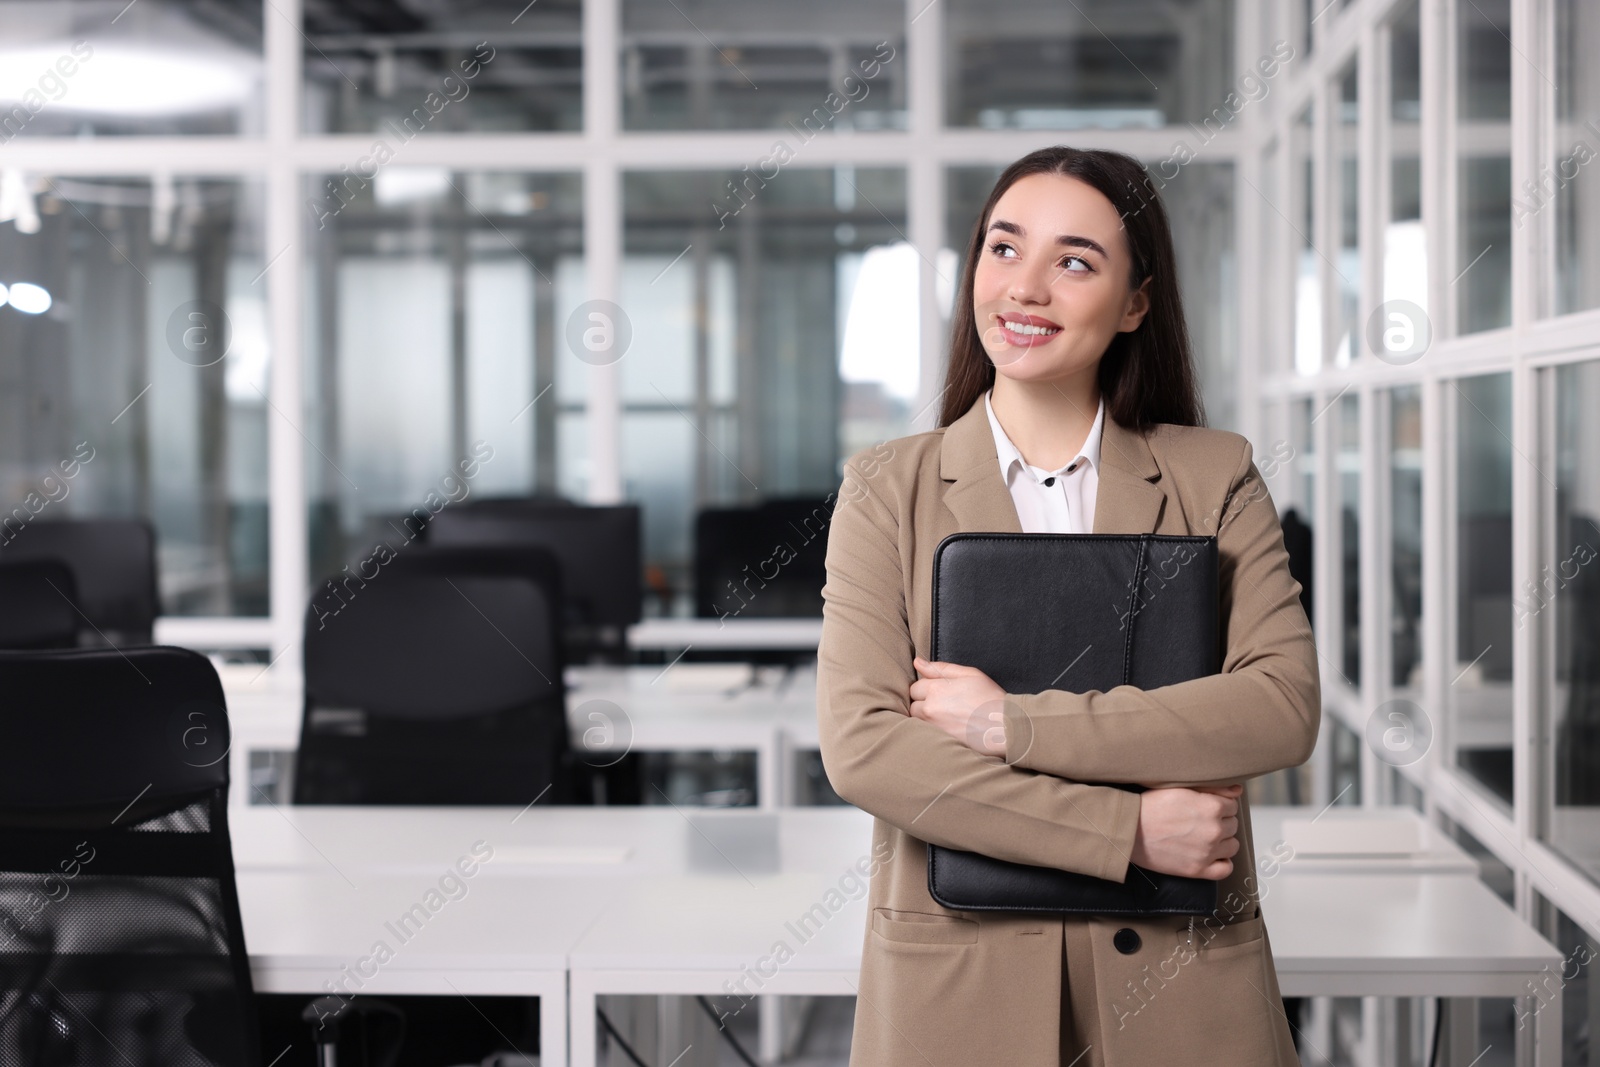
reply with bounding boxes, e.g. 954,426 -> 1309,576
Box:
983,388 -> 1104,535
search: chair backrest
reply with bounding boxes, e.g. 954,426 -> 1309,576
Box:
694,497 -> 835,620
1279,507 -> 1313,621
295,550 -> 570,805
1459,512 -> 1513,680
0,518 -> 159,643
0,558 -> 81,649
0,646 -> 258,1066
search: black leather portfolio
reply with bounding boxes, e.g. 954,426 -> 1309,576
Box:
926,532 -> 1222,915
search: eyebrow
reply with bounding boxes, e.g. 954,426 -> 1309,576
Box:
986,219 -> 1109,260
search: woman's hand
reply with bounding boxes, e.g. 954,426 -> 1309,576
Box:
908,657 -> 1008,756
1130,783 -> 1243,880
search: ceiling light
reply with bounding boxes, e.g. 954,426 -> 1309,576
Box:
8,282 -> 52,315
0,44 -> 257,117
374,167 -> 452,207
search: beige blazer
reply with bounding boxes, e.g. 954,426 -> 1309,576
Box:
816,392 -> 1320,1067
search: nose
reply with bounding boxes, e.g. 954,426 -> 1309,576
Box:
1007,258 -> 1052,305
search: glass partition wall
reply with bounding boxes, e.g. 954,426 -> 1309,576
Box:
0,0 -> 1241,640
1260,0 -> 1600,1060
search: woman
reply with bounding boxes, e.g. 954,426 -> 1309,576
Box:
816,145 -> 1318,1067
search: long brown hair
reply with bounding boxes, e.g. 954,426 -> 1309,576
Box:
938,146 -> 1206,431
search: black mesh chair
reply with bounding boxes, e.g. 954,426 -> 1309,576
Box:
0,518 -> 159,645
0,646 -> 259,1065
293,548 -> 575,806
0,559 -> 80,649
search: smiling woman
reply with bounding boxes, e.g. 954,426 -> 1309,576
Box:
942,157 -> 1205,438
817,145 -> 1316,1067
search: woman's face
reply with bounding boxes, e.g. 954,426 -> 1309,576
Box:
972,171 -> 1151,385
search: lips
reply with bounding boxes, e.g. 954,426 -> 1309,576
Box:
997,312 -> 1060,329
992,312 -> 1062,346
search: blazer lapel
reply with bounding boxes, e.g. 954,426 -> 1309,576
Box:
1091,413 -> 1166,535
936,392 -> 1166,536
938,396 -> 1022,535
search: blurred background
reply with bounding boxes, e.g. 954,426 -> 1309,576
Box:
2,0 -> 1600,1064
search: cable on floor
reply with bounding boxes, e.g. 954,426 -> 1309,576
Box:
596,1006 -> 652,1067
696,994 -> 762,1067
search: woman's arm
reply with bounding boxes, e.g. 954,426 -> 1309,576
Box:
816,451 -> 1142,884
999,436 -> 1321,789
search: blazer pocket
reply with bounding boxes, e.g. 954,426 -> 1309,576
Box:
1194,906 -> 1266,954
871,907 -> 980,946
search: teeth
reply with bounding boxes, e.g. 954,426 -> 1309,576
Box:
1003,319 -> 1060,336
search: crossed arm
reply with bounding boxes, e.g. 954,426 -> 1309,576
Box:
996,439 -> 1321,789
815,463 -> 1141,882
814,438 -> 1320,881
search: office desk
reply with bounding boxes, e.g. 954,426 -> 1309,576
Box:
565,869 -> 1561,1067
565,665 -> 815,809
627,617 -> 822,650
230,804 -> 872,877
1249,805 -> 1479,875
234,807 -> 871,1066
218,664 -> 820,809
240,871 -> 608,1067
568,873 -> 867,1067
220,666 -> 302,806
1268,873 -> 1562,1063
231,803 -> 1471,877
230,806 -> 1559,1067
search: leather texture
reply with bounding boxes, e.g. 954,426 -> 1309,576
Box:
927,531 -> 1220,915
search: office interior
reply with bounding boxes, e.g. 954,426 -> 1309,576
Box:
0,0 -> 1596,1063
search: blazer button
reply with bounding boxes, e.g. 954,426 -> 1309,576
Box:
1113,928 -> 1141,955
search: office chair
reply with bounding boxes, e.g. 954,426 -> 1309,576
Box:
0,646 -> 260,1065
1554,510 -> 1600,805
368,540 -> 639,804
291,555 -> 563,1060
1459,512 -> 1514,681
294,553 -> 574,806
0,558 -> 80,649
381,546 -> 617,803
0,518 -> 160,644
1279,506 -> 1313,624
1340,505 -> 1361,683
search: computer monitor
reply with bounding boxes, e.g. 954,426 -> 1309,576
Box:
0,518 -> 158,643
694,497 -> 835,620
425,502 -> 641,656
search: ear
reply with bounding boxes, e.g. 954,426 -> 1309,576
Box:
1120,275 -> 1152,333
